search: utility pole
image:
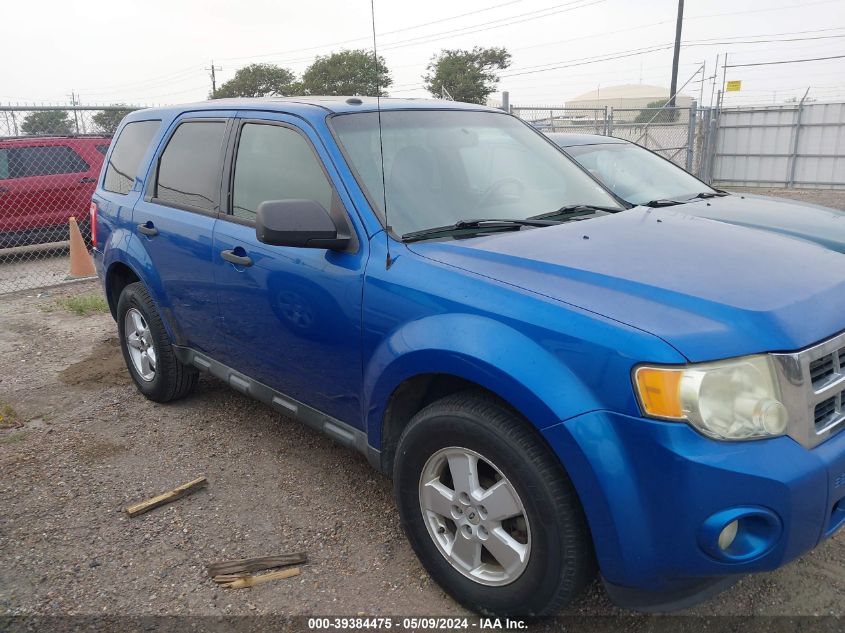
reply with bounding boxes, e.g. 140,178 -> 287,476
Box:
668,0 -> 684,107
68,90 -> 80,134
206,61 -> 222,96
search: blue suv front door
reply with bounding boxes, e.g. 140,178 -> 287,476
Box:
211,114 -> 367,427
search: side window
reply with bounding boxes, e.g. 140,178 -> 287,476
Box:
0,150 -> 8,180
7,146 -> 89,178
103,120 -> 160,195
95,144 -> 110,156
155,121 -> 226,212
232,123 -> 333,221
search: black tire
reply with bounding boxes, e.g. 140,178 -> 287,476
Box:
116,281 -> 198,402
394,391 -> 596,617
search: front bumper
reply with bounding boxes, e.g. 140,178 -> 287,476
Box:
542,410 -> 845,605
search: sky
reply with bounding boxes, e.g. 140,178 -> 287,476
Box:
2,0 -> 844,108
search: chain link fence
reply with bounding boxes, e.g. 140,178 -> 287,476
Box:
0,105 -> 143,295
512,103 -> 700,172
607,105 -> 698,172
508,106 -> 610,135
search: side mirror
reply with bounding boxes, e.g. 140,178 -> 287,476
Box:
255,199 -> 350,250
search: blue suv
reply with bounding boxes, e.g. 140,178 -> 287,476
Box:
91,97 -> 845,616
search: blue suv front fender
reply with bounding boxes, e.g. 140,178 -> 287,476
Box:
363,312 -> 603,449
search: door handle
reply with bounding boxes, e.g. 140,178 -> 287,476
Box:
220,249 -> 253,267
137,222 -> 158,237
79,177 -> 97,184
0,187 -> 8,194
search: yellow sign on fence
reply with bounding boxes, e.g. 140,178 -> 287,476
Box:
726,80 -> 742,92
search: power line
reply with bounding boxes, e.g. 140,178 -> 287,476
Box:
215,0 -> 526,63
75,65 -> 204,93
222,0 -> 842,69
727,54 -> 845,67
58,0 -> 845,103
252,0 -> 604,67
686,0 -> 841,20
501,34 -> 845,79
376,0 -> 604,51
684,34 -> 845,47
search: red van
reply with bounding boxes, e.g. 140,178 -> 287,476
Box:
0,136 -> 110,247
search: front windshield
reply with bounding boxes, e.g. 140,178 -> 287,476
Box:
563,142 -> 716,205
330,110 -> 621,236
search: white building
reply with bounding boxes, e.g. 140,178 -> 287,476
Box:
566,84 -> 692,119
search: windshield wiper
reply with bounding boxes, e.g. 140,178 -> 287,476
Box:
401,218 -> 555,243
689,191 -> 729,199
645,192 -> 729,207
528,203 -> 622,221
643,199 -> 685,207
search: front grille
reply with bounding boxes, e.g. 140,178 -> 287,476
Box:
815,396 -> 839,429
810,355 -> 836,386
774,331 -> 845,448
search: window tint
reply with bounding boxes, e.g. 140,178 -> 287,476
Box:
155,121 -> 226,212
103,120 -> 160,195
95,144 -> 109,156
232,123 -> 333,221
3,145 -> 89,179
0,150 -> 8,180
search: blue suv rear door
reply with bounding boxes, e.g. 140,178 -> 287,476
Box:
133,112 -> 234,356
211,111 -> 367,427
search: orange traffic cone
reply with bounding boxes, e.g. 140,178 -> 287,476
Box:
68,216 -> 96,278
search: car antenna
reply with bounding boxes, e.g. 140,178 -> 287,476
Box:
370,0 -> 393,269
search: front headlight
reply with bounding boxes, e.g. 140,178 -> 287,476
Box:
633,355 -> 789,440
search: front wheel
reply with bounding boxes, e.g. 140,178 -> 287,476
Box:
394,391 -> 596,617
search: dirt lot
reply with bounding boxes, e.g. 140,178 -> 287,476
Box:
724,187 -> 845,210
2,188 -> 845,625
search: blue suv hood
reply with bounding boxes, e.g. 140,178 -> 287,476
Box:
682,193 -> 845,253
408,208 -> 845,362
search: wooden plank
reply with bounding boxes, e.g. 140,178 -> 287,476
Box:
215,567 -> 300,589
211,573 -> 251,584
124,476 -> 207,518
207,552 -> 307,578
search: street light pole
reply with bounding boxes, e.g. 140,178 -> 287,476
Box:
668,0 -> 684,107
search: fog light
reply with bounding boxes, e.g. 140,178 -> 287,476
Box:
699,506 -> 782,562
718,520 -> 738,550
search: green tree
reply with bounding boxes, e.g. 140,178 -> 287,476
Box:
21,110 -> 74,136
634,99 -> 680,124
423,47 -> 511,105
92,106 -> 135,135
300,49 -> 391,96
210,63 -> 298,99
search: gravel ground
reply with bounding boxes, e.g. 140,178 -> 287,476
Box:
724,187 -> 845,210
2,188 -> 845,626
0,249 -> 87,295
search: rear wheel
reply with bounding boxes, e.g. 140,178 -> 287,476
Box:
117,282 -> 198,402
394,391 -> 596,616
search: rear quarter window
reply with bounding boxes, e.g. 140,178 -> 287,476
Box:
103,120 -> 161,195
